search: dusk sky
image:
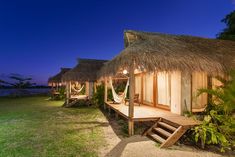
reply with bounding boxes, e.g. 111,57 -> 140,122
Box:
0,0 -> 234,85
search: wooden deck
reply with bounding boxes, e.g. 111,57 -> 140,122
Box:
105,101 -> 200,127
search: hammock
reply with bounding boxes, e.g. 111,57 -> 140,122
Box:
71,85 -> 84,93
110,79 -> 129,103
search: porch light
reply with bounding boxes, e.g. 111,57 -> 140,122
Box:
123,69 -> 128,75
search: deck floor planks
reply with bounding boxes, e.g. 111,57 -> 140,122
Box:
106,101 -> 200,127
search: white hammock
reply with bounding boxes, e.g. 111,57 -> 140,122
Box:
71,85 -> 84,93
110,79 -> 129,103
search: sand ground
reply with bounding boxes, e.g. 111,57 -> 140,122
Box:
99,115 -> 223,157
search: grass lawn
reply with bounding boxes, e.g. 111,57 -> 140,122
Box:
0,96 -> 106,157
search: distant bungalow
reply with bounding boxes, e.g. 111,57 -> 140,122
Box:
62,58 -> 107,106
48,68 -> 71,89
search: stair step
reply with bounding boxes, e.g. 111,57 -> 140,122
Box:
153,127 -> 172,137
158,122 -> 177,132
148,132 -> 166,143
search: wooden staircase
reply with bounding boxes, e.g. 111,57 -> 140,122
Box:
143,118 -> 187,148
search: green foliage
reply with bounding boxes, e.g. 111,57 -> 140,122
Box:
193,112 -> 232,152
192,72 -> 235,152
108,89 -> 113,101
80,84 -> 86,95
58,87 -> 66,100
50,87 -> 66,100
217,10 -> 235,41
92,84 -> 105,106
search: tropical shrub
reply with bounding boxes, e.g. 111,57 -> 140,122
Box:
192,72 -> 235,152
92,84 -> 105,107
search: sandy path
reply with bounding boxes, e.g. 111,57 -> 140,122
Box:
99,115 -> 223,157
121,139 -> 222,157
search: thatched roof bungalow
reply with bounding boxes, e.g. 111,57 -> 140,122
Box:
99,30 -> 235,138
100,30 -> 235,76
62,58 -> 107,105
63,58 -> 107,82
48,68 -> 71,87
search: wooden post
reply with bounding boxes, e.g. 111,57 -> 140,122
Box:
153,72 -> 157,107
88,82 -> 94,99
128,66 -> 135,136
104,77 -> 108,110
85,81 -> 89,97
56,83 -> 59,91
94,82 -> 97,93
141,73 -> 143,104
66,82 -> 70,105
69,81 -> 72,94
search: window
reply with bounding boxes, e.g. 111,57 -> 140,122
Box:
157,72 -> 171,106
143,73 -> 154,104
192,72 -> 208,110
135,75 -> 142,100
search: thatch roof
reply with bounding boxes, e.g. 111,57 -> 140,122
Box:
62,58 -> 107,82
48,68 -> 71,84
100,30 -> 235,77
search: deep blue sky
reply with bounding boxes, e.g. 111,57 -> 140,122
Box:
0,0 -> 234,85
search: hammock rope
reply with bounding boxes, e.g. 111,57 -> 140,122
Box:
71,85 -> 84,93
110,79 -> 129,103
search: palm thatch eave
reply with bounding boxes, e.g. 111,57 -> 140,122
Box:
62,58 -> 108,82
99,30 -> 235,77
48,68 -> 71,84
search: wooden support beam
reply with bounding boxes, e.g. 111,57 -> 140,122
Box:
141,73 -> 143,104
69,81 -> 72,93
94,82 -> 97,93
66,82 -> 70,105
56,83 -> 59,91
128,65 -> 135,136
128,119 -> 134,136
85,81 -> 89,97
153,72 -> 157,107
104,77 -> 108,110
88,82 -> 94,99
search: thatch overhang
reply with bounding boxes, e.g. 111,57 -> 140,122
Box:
62,58 -> 108,82
100,30 -> 235,77
48,68 -> 71,84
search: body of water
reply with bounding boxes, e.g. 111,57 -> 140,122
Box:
0,88 -> 50,97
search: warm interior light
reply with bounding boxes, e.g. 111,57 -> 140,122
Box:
123,69 -> 128,74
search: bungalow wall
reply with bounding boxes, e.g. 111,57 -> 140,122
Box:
134,71 -> 221,115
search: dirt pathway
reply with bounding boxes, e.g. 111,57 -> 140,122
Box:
99,114 -> 223,157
